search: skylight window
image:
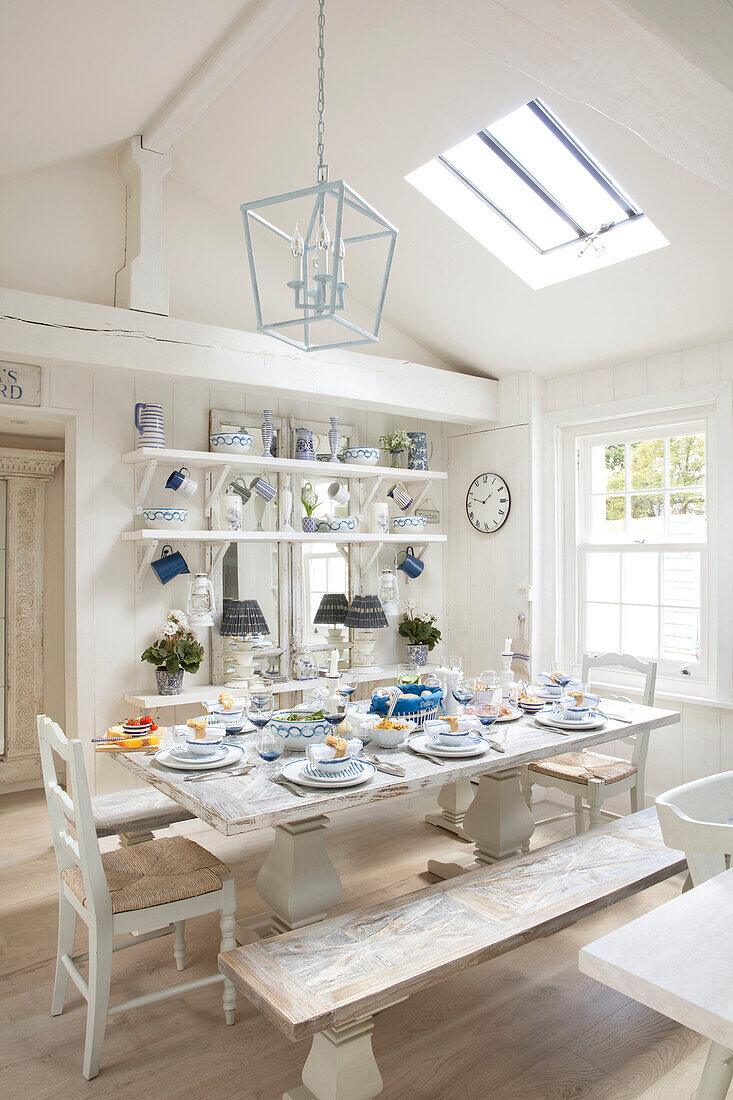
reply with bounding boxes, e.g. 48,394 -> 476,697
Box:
406,99 -> 668,289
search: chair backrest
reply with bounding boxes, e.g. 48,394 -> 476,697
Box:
37,715 -> 111,920
656,772 -> 733,886
581,651 -> 658,707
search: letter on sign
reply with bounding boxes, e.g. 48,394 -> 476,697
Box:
0,362 -> 42,407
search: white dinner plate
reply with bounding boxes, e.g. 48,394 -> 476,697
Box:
280,758 -> 376,789
170,743 -> 228,763
496,708 -> 523,722
410,733 -> 488,759
534,711 -> 606,732
154,744 -> 244,771
533,688 -> 562,701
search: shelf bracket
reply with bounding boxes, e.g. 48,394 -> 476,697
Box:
412,479 -> 433,513
205,464 -> 231,517
206,541 -> 231,576
135,541 -> 159,592
336,545 -> 350,565
362,541 -> 384,573
134,458 -> 158,513
360,476 -> 384,514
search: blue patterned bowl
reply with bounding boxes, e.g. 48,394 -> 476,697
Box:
209,432 -> 253,455
342,447 -> 380,466
314,516 -> 360,533
270,710 -> 331,751
390,514 -> 427,533
141,507 -> 188,530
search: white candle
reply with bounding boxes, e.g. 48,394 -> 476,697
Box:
329,648 -> 339,676
504,637 -> 513,653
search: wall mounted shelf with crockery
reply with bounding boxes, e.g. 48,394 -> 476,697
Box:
123,447 -> 447,513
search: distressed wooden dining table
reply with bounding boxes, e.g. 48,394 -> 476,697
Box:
113,701 -> 679,942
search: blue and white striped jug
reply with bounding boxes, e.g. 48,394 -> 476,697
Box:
135,403 -> 165,449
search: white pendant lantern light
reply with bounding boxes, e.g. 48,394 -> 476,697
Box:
240,0 -> 398,352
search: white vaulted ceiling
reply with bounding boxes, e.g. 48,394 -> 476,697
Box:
2,0 -> 733,378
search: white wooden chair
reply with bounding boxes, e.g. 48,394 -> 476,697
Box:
38,715 -> 238,1079
656,772 -> 733,1098
524,652 -> 658,833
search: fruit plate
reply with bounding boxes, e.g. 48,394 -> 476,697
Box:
534,711 -> 607,732
280,758 -> 376,789
495,708 -> 523,722
154,744 -> 244,771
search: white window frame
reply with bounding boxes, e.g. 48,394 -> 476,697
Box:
551,382 -> 733,704
576,418 -> 709,684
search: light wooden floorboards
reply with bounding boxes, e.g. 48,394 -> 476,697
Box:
0,789 -> 704,1099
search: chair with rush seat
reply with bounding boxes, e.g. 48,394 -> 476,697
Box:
38,714 -> 237,1079
524,652 -> 658,833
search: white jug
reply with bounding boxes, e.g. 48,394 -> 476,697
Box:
135,402 -> 165,449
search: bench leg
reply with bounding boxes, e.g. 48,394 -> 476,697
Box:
424,780 -> 474,841
238,816 -> 343,944
119,829 -> 155,847
283,1017 -> 383,1100
428,769 -> 535,880
696,1041 -> 733,1099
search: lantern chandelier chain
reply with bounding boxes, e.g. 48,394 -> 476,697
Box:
316,0 -> 327,182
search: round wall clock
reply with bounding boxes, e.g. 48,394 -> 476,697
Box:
466,473 -> 511,533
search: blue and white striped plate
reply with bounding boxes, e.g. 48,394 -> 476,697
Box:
280,758 -> 376,789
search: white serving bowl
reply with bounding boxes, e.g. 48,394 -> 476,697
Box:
390,514 -> 427,533
314,515 -> 360,533
141,507 -> 188,530
306,743 -> 363,773
209,432 -> 253,455
185,729 -> 226,756
341,447 -> 380,466
363,720 -> 413,748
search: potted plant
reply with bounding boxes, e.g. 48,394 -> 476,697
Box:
141,610 -> 205,696
398,600 -> 442,667
379,429 -> 412,468
300,481 -> 321,533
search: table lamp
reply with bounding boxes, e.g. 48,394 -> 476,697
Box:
313,593 -> 349,645
344,594 -> 388,668
220,597 -> 269,687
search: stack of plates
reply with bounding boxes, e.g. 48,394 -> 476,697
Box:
535,710 -> 606,731
280,758 -> 376,789
154,744 -> 244,771
409,733 -> 488,759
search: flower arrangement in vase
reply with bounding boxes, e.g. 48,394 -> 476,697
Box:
379,429 -> 412,468
141,610 -> 205,695
300,481 -> 321,533
398,599 -> 442,667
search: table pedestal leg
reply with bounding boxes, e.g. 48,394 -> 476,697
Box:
428,768 -> 535,880
424,780 -> 474,842
283,1017 -> 383,1100
235,816 -> 342,944
696,1041 -> 733,1100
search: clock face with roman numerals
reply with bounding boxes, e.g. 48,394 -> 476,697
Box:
466,473 -> 511,533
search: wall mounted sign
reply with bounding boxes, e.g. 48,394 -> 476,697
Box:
0,362 -> 42,407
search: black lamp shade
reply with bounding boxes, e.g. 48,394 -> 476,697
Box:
344,594 -> 389,630
313,593 -> 349,626
220,598 -> 269,637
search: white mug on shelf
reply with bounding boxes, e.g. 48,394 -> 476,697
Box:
327,481 -> 350,506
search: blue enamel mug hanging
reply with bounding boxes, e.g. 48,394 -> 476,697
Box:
397,546 -> 424,579
151,544 -> 189,585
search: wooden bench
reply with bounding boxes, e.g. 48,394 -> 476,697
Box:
219,808 -> 685,1100
92,788 -> 194,845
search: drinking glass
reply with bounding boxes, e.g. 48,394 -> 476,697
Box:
325,696 -> 348,736
254,726 -> 285,773
452,675 -> 474,715
247,689 -> 274,733
443,654 -> 463,672
398,663 -> 420,686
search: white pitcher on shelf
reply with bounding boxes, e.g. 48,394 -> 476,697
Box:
134,402 -> 165,449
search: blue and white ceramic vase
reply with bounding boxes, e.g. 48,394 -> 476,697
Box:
261,409 -> 274,457
155,668 -> 184,695
405,643 -> 428,667
296,427 -> 316,461
302,516 -> 317,533
407,432 -> 433,471
134,403 -> 165,449
328,417 -> 340,461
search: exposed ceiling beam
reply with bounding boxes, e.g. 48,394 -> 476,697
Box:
403,0 -> 733,195
142,0 -> 308,153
